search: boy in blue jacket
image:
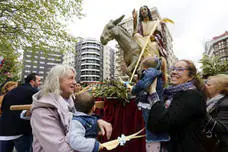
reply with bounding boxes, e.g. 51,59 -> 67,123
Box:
68,92 -> 102,152
124,56 -> 170,152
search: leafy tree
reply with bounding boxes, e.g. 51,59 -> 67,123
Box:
0,0 -> 83,54
0,50 -> 21,85
199,54 -> 228,78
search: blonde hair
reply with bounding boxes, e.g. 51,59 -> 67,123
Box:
140,56 -> 168,86
141,56 -> 160,68
40,64 -> 76,96
208,74 -> 228,95
1,81 -> 18,94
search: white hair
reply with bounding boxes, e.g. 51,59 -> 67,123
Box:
40,64 -> 76,96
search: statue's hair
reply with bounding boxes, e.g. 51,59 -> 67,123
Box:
40,64 -> 76,96
139,5 -> 153,22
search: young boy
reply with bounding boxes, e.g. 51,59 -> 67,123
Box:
124,56 -> 170,152
68,92 -> 103,152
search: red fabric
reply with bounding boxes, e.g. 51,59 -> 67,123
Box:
94,97 -> 104,118
100,98 -> 146,152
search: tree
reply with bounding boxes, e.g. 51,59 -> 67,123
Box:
0,0 -> 83,54
199,54 -> 228,78
0,51 -> 21,85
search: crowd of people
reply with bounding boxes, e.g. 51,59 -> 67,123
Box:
0,63 -> 227,152
0,5 -> 227,152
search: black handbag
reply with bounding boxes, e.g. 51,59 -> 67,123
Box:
201,116 -> 221,152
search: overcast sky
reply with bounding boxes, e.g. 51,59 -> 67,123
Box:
68,0 -> 228,68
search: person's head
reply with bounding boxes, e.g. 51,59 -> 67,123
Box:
170,60 -> 205,93
40,64 -> 76,99
74,92 -> 95,114
74,83 -> 82,93
141,56 -> 161,70
205,74 -> 228,98
1,81 -> 18,94
25,73 -> 41,88
170,60 -> 196,86
139,5 -> 153,22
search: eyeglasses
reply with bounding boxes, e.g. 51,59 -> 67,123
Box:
170,66 -> 188,72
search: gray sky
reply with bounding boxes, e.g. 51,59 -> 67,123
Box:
68,0 -> 228,68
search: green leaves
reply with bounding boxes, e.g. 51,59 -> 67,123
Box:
92,80 -> 133,105
0,0 -> 84,84
0,0 -> 83,54
199,54 -> 228,78
0,50 -> 21,84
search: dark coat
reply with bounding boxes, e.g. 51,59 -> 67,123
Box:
0,83 -> 38,136
147,89 -> 206,152
209,95 -> 228,152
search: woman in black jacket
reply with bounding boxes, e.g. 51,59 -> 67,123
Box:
147,60 -> 207,152
204,74 -> 228,152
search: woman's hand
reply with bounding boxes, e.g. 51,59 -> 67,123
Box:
148,78 -> 157,95
97,119 -> 112,139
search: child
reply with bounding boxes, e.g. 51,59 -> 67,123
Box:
68,92 -> 103,152
125,56 -> 170,152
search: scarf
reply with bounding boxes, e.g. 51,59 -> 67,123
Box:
164,81 -> 196,103
206,94 -> 224,113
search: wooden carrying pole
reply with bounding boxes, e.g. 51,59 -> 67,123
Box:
129,20 -> 159,82
10,101 -> 104,111
10,104 -> 31,111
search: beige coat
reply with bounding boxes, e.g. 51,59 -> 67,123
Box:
31,92 -> 75,152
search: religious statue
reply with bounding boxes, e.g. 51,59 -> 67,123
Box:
100,5 -> 173,83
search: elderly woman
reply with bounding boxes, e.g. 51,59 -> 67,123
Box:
147,60 -> 207,152
30,65 -> 112,152
204,74 -> 228,151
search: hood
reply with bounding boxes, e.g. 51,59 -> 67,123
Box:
31,91 -> 75,134
31,91 -> 75,111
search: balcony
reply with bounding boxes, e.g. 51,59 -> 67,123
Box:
81,69 -> 100,72
81,62 -> 100,66
81,56 -> 100,60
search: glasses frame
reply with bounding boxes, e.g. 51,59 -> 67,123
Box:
170,66 -> 188,72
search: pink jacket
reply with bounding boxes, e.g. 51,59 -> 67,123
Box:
31,92 -> 75,152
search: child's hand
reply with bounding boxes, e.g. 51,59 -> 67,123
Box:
118,78 -> 133,91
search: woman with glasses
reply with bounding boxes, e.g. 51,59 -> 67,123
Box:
204,74 -> 228,152
147,60 -> 207,152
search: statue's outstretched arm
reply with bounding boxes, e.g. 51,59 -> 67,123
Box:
132,9 -> 137,34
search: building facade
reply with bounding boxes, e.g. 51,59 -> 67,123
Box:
62,50 -> 75,67
103,45 -> 115,80
205,31 -> 228,62
22,50 -> 63,81
75,38 -> 103,83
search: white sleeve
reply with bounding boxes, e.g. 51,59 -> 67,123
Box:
20,110 -> 30,120
69,120 -> 98,152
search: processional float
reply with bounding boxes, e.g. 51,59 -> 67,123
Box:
10,7 -> 174,150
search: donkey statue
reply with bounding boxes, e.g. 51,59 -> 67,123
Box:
100,15 -> 168,83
